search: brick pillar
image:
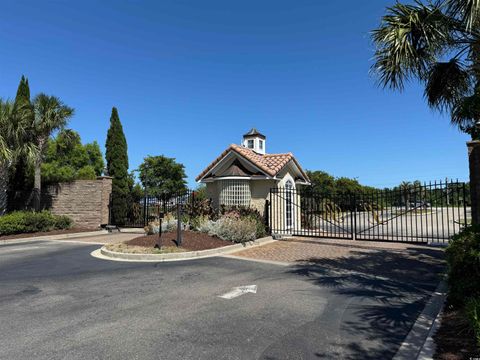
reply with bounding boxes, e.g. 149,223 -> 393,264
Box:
468,141 -> 480,225
97,176 -> 113,226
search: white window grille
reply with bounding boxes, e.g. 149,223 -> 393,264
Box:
219,180 -> 251,207
247,139 -> 254,149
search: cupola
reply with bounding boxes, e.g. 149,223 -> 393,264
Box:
242,128 -> 266,154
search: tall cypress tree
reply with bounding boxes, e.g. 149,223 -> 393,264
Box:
105,107 -> 129,225
15,76 -> 31,104
8,76 -> 34,208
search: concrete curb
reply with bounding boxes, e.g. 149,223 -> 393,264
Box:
393,279 -> 447,360
97,236 -> 277,262
0,230 -> 109,245
417,301 -> 446,359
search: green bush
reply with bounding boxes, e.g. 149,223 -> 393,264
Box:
220,206 -> 267,239
0,211 -> 73,236
197,216 -> 257,243
54,215 -> 73,229
466,297 -> 480,347
446,225 -> 480,307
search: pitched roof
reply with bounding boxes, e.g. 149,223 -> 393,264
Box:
196,143 -> 309,182
243,128 -> 265,139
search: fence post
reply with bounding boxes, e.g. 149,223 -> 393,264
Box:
467,140 -> 480,225
177,203 -> 182,246
265,199 -> 270,234
351,192 -> 357,240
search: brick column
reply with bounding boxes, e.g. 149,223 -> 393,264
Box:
97,176 -> 113,226
468,140 -> 480,225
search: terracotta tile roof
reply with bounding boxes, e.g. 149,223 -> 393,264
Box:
196,144 -> 309,182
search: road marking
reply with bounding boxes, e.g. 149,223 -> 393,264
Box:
218,285 -> 257,300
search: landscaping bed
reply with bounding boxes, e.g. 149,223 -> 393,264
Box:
0,227 -> 97,240
433,225 -> 480,360
105,230 -> 232,254
434,307 -> 480,360
127,231 -> 231,250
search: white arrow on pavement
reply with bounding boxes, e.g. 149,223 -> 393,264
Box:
218,285 -> 257,300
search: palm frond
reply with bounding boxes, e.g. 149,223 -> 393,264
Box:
33,93 -> 74,138
425,58 -> 472,110
0,100 -> 14,162
371,1 -> 454,89
446,0 -> 480,31
0,98 -> 39,164
451,92 -> 480,132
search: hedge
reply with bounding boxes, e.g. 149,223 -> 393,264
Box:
0,211 -> 73,236
446,225 -> 480,347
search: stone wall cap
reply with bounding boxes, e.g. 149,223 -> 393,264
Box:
96,176 -> 113,180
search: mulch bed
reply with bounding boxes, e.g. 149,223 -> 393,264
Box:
126,231 -> 231,251
434,307 -> 479,360
0,227 -> 98,240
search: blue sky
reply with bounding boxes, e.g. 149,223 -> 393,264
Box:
0,0 -> 469,188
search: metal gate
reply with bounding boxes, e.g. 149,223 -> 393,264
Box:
269,180 -> 470,244
109,191 -> 195,228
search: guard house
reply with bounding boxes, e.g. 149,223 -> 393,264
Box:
196,128 -> 310,230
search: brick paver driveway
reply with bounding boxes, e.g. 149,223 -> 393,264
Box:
233,237 -> 443,263
232,237 -> 445,288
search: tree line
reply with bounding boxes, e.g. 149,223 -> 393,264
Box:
305,170 -> 469,206
0,76 -> 189,225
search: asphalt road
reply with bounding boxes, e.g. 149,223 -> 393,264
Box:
0,240 -> 445,360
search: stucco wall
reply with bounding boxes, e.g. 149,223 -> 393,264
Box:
42,176 -> 112,229
250,179 -> 276,215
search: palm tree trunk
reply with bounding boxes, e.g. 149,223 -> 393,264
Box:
0,161 -> 9,215
33,137 -> 46,211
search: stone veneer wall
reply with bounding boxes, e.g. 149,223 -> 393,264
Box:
42,176 -> 112,229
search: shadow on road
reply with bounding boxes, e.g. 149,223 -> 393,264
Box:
287,246 -> 445,360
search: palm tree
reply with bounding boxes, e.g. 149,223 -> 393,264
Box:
32,94 -> 74,210
400,181 -> 413,210
0,99 -> 37,215
371,0 -> 480,138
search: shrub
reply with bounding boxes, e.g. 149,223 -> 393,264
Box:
144,216 -> 186,235
219,206 -> 267,239
466,297 -> 480,347
446,225 -> 480,307
0,211 -> 73,236
188,215 -> 210,231
203,216 -> 257,244
54,215 -> 73,229
197,219 -> 217,234
184,198 -> 214,219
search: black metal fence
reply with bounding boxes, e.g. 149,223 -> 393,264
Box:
110,190 -> 205,228
269,180 -> 470,243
